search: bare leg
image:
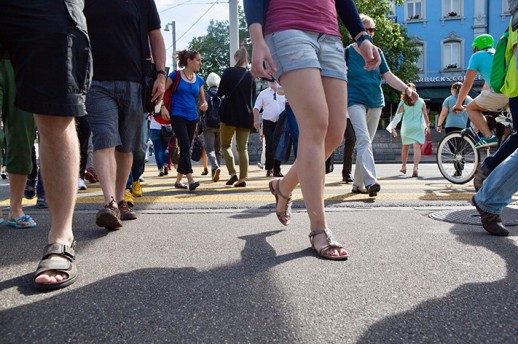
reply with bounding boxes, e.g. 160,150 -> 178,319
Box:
466,102 -> 492,138
276,69 -> 347,257
7,173 -> 28,220
93,147 -> 118,206
413,142 -> 422,172
33,115 -> 77,285
401,145 -> 410,172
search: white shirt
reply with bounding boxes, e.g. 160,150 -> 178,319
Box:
253,87 -> 286,122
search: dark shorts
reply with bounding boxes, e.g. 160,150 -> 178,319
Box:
0,0 -> 92,116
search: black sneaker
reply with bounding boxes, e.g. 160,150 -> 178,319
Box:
201,168 -> 209,176
342,175 -> 353,183
366,182 -> 381,197
118,200 -> 137,221
188,181 -> 200,191
226,175 -> 238,186
273,171 -> 283,177
266,170 -> 273,177
24,179 -> 36,199
472,196 -> 509,236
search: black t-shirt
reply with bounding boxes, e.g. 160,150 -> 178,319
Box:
84,0 -> 160,82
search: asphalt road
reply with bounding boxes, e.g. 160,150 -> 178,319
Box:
1,163 -> 517,343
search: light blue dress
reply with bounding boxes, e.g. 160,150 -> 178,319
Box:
400,98 -> 426,145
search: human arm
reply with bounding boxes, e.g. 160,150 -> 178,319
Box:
386,103 -> 404,136
422,102 -> 431,134
453,69 -> 477,112
148,28 -> 166,103
436,106 -> 448,133
160,76 -> 172,122
198,85 -> 208,112
384,71 -> 418,101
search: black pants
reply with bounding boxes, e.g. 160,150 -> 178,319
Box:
263,119 -> 281,173
342,118 -> 356,177
76,116 -> 91,179
170,115 -> 197,175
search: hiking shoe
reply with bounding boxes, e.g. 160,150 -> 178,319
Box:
124,189 -> 134,208
366,182 -> 381,197
118,200 -> 137,221
78,178 -> 87,191
474,135 -> 498,149
36,197 -> 48,209
188,181 -> 200,191
472,196 -> 509,236
84,167 -> 98,183
132,181 -> 143,197
96,200 -> 122,230
24,179 -> 36,199
473,163 -> 489,191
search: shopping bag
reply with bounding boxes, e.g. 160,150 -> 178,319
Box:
421,134 -> 433,156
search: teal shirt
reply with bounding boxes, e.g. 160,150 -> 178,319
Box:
467,50 -> 495,88
346,45 -> 389,108
442,95 -> 472,129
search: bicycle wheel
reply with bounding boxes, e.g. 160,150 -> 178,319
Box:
436,132 -> 480,184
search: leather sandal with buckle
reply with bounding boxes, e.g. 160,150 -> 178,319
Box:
34,241 -> 78,291
309,229 -> 349,260
268,178 -> 292,226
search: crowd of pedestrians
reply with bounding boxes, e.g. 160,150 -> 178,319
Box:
0,0 -> 517,293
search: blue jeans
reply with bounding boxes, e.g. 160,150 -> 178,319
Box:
474,148 -> 518,214
126,114 -> 148,189
203,126 -> 222,171
149,128 -> 169,170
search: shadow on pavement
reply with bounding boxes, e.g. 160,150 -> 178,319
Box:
0,230 -> 310,342
357,224 -> 517,343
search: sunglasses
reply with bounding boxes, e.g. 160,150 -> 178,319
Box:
366,28 -> 376,33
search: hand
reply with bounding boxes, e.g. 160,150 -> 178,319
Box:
425,127 -> 431,135
259,134 -> 264,142
253,120 -> 260,130
160,106 -> 170,122
358,40 -> 381,71
436,125 -> 442,133
151,74 -> 166,103
199,102 -> 208,112
452,105 -> 465,113
391,129 -> 398,138
408,89 -> 419,102
250,38 -> 276,80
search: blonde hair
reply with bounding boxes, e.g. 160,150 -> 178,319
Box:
206,72 -> 221,88
360,14 -> 375,28
234,47 -> 249,67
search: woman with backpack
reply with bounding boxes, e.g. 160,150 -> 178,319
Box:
202,72 -> 223,182
218,47 -> 256,187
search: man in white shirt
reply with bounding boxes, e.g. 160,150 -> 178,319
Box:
253,81 -> 286,177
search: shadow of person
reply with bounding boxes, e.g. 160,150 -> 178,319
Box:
0,230 -> 310,342
357,227 -> 518,343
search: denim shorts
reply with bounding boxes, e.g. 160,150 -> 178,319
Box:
0,1 -> 92,117
86,81 -> 143,153
265,29 -> 347,82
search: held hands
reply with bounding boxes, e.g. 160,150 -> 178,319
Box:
358,40 -> 381,71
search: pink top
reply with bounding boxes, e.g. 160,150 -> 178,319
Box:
264,0 -> 340,37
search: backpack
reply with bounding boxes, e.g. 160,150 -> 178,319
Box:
204,87 -> 221,128
490,29 -> 509,94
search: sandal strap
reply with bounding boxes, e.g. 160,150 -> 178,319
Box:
41,241 -> 76,261
275,179 -> 292,200
309,229 -> 342,247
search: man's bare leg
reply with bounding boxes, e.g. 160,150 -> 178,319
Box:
466,102 -> 492,138
33,114 -> 78,285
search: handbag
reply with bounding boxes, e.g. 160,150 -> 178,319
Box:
191,136 -> 202,162
161,125 -> 173,139
421,133 -> 433,156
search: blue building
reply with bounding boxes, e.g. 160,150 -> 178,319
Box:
391,0 -> 512,113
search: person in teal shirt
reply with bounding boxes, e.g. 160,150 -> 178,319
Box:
437,82 -> 472,133
346,14 -> 418,196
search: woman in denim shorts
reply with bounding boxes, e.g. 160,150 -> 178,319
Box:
244,0 -> 381,260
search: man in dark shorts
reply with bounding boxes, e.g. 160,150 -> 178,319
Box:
0,0 -> 92,291
84,0 -> 166,230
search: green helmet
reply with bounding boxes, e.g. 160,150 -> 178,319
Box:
472,34 -> 494,51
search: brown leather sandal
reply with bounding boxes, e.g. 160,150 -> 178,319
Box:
309,229 -> 349,260
268,178 -> 292,226
34,241 -> 78,291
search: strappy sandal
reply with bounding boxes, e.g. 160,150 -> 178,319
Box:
268,178 -> 292,226
400,167 -> 407,175
34,241 -> 78,291
309,229 -> 349,260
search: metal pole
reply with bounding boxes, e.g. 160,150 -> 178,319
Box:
172,21 -> 177,70
229,0 -> 239,66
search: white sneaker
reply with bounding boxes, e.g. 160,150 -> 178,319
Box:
257,162 -> 264,169
78,178 -> 87,190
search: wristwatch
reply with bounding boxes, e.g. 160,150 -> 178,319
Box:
356,33 -> 373,47
156,69 -> 167,76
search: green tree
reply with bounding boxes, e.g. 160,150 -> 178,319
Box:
340,0 -> 420,104
188,9 -> 249,81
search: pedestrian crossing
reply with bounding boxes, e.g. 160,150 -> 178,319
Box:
4,163 -> 512,208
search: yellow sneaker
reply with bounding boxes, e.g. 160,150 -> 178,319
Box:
132,181 -> 143,197
124,189 -> 134,207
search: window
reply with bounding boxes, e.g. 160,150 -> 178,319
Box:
443,41 -> 461,70
415,44 -> 425,71
443,0 -> 461,17
407,0 -> 424,20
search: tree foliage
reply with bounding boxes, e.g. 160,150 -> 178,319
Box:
340,0 -> 420,104
188,8 -> 249,81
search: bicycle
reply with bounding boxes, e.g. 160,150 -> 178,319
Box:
436,109 -> 513,184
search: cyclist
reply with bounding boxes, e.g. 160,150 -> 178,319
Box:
453,34 -> 509,149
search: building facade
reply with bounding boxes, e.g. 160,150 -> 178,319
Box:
391,0 -> 512,118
